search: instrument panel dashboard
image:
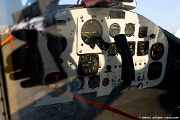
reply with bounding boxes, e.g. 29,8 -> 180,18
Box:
36,7 -> 169,108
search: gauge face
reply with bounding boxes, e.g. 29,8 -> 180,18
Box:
125,23 -> 135,37
88,75 -> 100,89
128,41 -> 135,56
81,19 -> 103,45
71,77 -> 85,91
78,54 -> 99,76
137,41 -> 149,56
109,23 -> 120,38
108,43 -> 117,56
151,42 -> 164,60
148,62 -> 162,80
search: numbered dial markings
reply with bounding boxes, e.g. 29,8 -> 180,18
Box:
81,19 -> 103,45
151,42 -> 164,60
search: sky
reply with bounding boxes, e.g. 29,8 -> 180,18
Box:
132,0 -> 180,34
19,0 -> 180,31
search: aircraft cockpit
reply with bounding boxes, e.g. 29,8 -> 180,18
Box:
0,0 -> 180,120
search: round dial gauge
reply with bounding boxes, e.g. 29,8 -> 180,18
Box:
81,19 -> 103,45
109,23 -> 120,38
108,43 -> 117,56
151,42 -> 164,60
128,41 -> 135,56
124,23 -> 135,37
71,77 -> 85,91
88,75 -> 100,89
81,54 -> 99,75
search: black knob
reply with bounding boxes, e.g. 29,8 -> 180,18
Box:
106,65 -> 112,70
150,33 -> 156,39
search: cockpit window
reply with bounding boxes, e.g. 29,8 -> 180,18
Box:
58,0 -> 79,5
0,1 -> 180,120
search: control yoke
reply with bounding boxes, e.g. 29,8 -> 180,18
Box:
114,34 -> 135,85
105,34 -> 135,105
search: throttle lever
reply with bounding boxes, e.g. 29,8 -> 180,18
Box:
114,34 -> 135,85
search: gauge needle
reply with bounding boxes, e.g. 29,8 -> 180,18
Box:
158,48 -> 163,51
83,34 -> 90,38
83,32 -> 90,34
82,64 -> 89,66
92,31 -> 97,34
152,51 -> 155,56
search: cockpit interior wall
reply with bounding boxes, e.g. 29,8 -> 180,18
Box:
1,1 -> 180,120
12,0 -> 59,24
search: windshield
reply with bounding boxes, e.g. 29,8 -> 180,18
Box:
58,0 -> 78,4
0,0 -> 180,120
1,0 -> 180,36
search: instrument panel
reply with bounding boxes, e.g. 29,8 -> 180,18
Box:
35,7 -> 169,114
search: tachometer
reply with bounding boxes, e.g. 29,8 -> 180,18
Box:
81,19 -> 103,45
151,42 -> 164,60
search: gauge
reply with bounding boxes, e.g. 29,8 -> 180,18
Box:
71,77 -> 85,91
108,43 -> 117,56
151,42 -> 164,60
88,75 -> 100,89
109,23 -> 120,38
137,41 -> 149,56
124,23 -> 135,37
128,41 -> 135,56
148,62 -> 162,80
81,19 -> 103,45
47,33 -> 67,54
78,54 -> 99,76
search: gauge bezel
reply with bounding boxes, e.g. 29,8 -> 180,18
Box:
88,75 -> 100,89
128,41 -> 136,56
78,54 -> 99,76
109,23 -> 121,38
150,42 -> 164,60
137,41 -> 149,56
71,77 -> 85,91
81,19 -> 103,45
108,43 -> 117,56
124,23 -> 135,37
